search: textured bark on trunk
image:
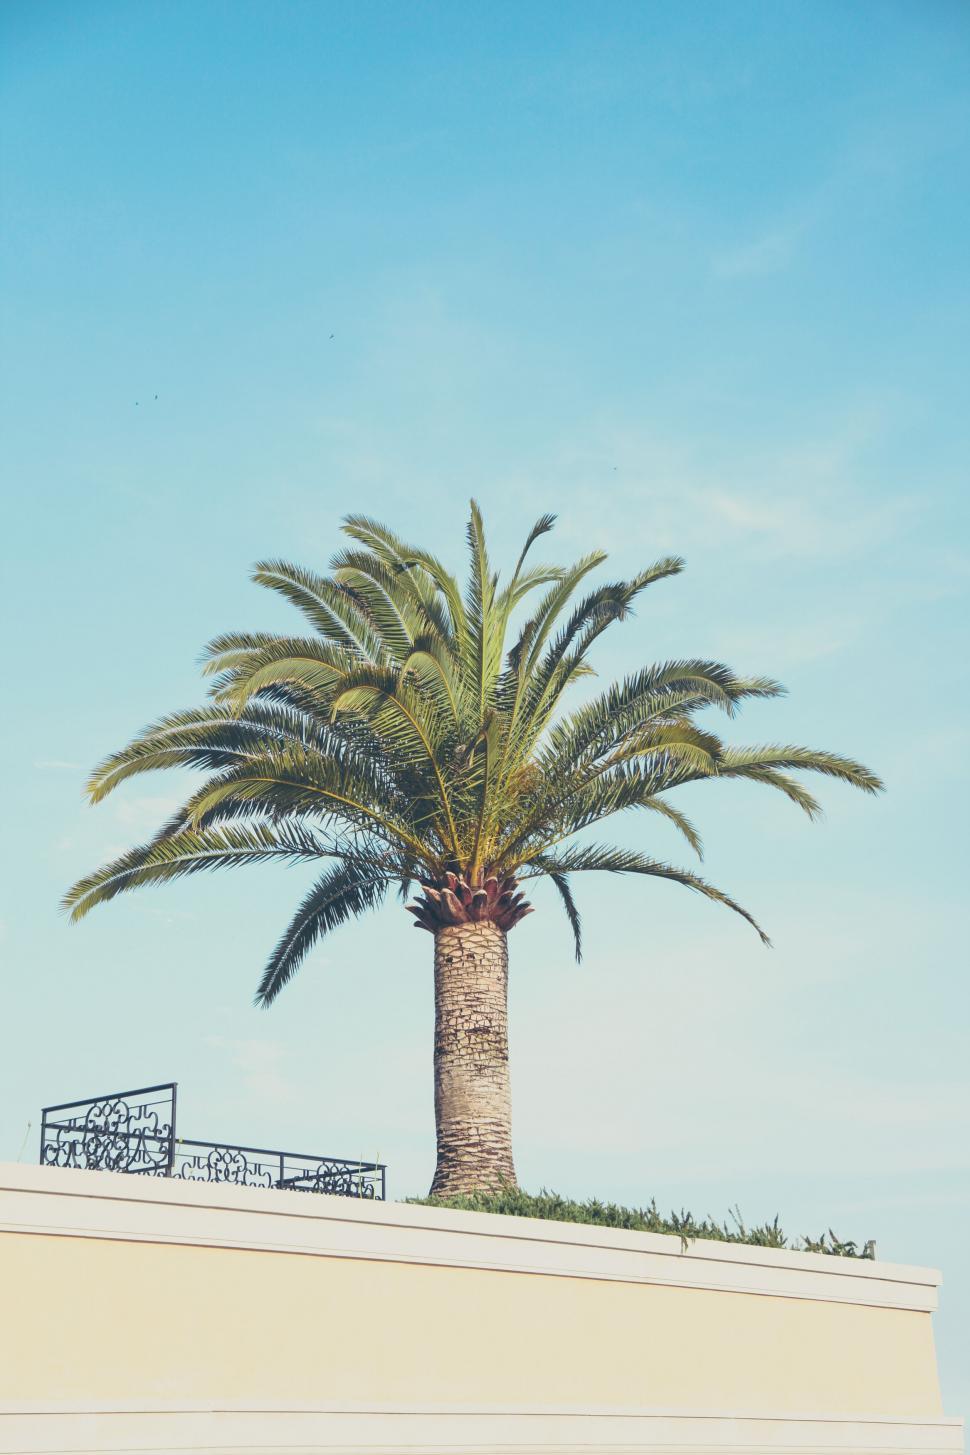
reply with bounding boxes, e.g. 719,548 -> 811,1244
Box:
430,920 -> 517,1197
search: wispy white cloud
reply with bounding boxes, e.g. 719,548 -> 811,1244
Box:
58,792 -> 187,864
34,758 -> 82,771
499,405 -> 913,570
112,794 -> 183,834
101,791 -> 187,855
204,1035 -> 298,1107
880,726 -> 970,787
709,93 -> 967,286
707,615 -> 860,667
712,220 -> 808,279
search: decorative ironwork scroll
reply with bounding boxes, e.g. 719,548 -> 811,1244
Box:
173,1140 -> 383,1197
174,1142 -> 275,1189
40,1084 -> 175,1177
39,1083 -> 385,1201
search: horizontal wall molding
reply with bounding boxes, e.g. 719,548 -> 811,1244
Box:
0,1404 -> 963,1455
0,1163 -> 942,1312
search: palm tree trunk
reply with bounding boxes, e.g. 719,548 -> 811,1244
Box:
430,920 -> 517,1196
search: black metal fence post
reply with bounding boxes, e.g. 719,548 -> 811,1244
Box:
166,1083 -> 178,1177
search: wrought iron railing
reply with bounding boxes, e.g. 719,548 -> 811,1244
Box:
39,1082 -> 385,1199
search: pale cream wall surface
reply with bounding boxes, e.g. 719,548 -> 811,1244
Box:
0,1232 -> 943,1414
0,1164 -> 961,1455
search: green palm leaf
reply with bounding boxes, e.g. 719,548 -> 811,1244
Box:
63,822 -> 326,923
521,844 -> 770,945
67,502 -> 881,998
255,861 -> 390,1006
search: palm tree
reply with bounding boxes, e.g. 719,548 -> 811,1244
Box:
65,505 -> 882,1195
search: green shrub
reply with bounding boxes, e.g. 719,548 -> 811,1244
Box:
408,1186 -> 875,1259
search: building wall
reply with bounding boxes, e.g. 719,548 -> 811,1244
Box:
0,1164 -> 962,1454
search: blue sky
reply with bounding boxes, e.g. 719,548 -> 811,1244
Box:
2,0 -> 968,1411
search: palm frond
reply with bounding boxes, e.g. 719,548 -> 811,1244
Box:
522,844 -> 770,945
506,551 -> 608,680
717,745 -> 884,794
251,560 -> 383,659
255,860 -> 389,1006
183,750 -> 429,858
509,512 -> 557,582
208,637 -> 361,710
340,517 -> 466,648
538,662 -> 784,778
637,797 -> 705,858
199,631 -> 291,678
329,548 -> 420,661
69,503 -> 881,996
717,765 -> 823,818
534,859 -> 582,962
63,822 -> 326,923
465,498 -> 503,718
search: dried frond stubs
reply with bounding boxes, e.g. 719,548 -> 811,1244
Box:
406,871 -> 533,933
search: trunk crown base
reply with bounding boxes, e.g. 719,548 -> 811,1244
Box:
407,870 -> 533,933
